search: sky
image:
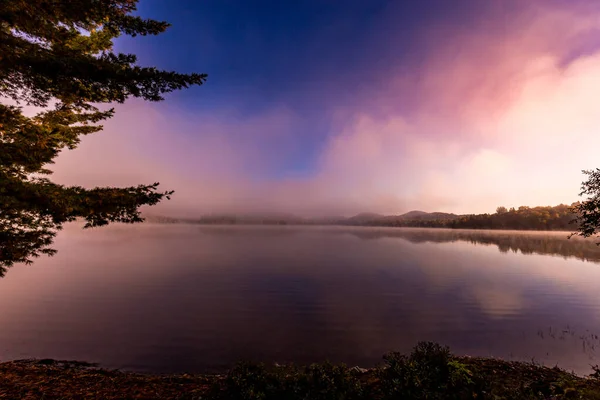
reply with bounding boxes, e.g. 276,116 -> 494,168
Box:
50,0 -> 600,217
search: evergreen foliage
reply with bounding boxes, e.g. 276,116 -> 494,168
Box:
0,0 -> 206,275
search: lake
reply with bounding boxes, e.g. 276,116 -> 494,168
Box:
2,224 -> 600,375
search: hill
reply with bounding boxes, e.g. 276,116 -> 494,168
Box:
144,204 -> 578,232
397,210 -> 459,221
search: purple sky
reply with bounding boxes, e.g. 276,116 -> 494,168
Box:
49,0 -> 600,216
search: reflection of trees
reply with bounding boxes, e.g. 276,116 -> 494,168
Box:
196,225 -> 600,263
345,229 -> 600,263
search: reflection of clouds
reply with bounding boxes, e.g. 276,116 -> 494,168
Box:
1,225 -> 600,373
384,241 -> 531,319
395,233 -> 600,320
468,286 -> 526,319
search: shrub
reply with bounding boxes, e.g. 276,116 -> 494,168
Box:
292,362 -> 365,400
378,342 -> 476,399
211,361 -> 366,400
215,362 -> 284,400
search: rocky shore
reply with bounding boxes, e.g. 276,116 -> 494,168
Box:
2,343 -> 600,399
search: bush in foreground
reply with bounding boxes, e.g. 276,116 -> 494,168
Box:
2,342 -> 600,399
378,342 -> 476,399
211,342 -> 600,399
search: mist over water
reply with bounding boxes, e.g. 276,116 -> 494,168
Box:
1,224 -> 600,374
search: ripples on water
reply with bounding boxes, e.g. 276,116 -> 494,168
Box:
1,224 -> 600,374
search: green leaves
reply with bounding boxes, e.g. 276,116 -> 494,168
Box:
0,0 -> 205,274
571,169 -> 600,241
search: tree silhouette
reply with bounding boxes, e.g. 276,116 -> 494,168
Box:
572,169 -> 600,242
0,0 -> 207,276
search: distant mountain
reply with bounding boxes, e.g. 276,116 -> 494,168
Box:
144,210 -> 461,226
346,212 -> 385,223
398,211 -> 459,221
398,210 -> 428,219
142,204 -> 577,232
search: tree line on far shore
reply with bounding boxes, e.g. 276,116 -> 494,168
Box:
152,203 -> 579,231
377,204 -> 577,231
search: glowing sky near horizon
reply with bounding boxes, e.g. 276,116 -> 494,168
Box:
50,0 -> 600,216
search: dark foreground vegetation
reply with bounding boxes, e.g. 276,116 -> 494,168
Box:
2,343 -> 600,400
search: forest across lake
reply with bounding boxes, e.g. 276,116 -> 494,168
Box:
147,203 -> 579,231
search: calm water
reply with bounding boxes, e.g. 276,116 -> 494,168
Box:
2,224 -> 600,374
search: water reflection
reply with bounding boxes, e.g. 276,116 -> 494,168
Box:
0,224 -> 599,374
346,228 -> 600,262
198,226 -> 600,263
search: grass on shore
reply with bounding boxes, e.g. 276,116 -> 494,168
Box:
2,342 -> 600,399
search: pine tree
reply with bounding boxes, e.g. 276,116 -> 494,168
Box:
572,169 -> 600,241
0,0 -> 207,276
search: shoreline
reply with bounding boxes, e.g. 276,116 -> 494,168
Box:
140,222 -> 580,236
149,220 -> 578,233
3,344 -> 600,399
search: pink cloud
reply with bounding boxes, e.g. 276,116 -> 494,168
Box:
49,1 -> 600,216
308,1 -> 600,214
